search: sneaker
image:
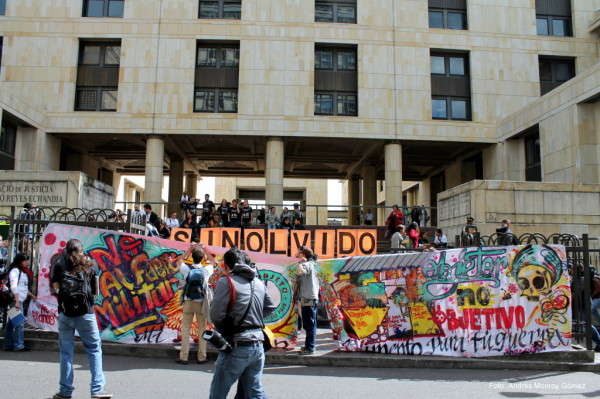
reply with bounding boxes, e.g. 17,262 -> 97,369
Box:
91,392 -> 113,399
53,394 -> 72,399
176,359 -> 189,365
14,347 -> 31,352
300,347 -> 315,355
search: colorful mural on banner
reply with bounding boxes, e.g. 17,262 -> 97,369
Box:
317,245 -> 572,357
30,224 -> 572,357
29,224 -> 299,347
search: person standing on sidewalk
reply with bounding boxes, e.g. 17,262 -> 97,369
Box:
3,253 -> 33,352
50,239 -> 112,399
209,247 -> 275,399
176,244 -> 212,365
295,247 -> 320,355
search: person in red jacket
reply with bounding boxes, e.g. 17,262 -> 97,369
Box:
385,205 -> 404,239
406,222 -> 420,249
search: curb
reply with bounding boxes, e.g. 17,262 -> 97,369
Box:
3,333 -> 599,372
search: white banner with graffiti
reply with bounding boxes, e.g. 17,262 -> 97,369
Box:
29,224 -> 299,347
318,245 -> 572,357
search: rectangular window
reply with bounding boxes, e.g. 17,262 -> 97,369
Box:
525,129 -> 542,181
0,117 -> 16,170
199,0 -> 241,19
538,56 -> 575,95
315,1 -> 356,24
83,0 -> 124,18
76,40 -> 121,111
195,42 -> 240,113
0,0 -> 5,15
314,45 -> 358,116
536,0 -> 571,37
430,51 -> 471,121
428,0 -> 467,30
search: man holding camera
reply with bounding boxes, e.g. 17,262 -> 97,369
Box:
208,248 -> 275,399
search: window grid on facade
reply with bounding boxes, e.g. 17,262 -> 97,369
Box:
315,0 -> 357,24
430,51 -> 471,121
0,0 -> 5,16
314,45 -> 358,116
535,0 -> 571,37
83,0 -> 124,18
538,56 -> 575,96
199,0 -> 241,19
194,43 -> 239,113
428,0 -> 467,30
75,41 -> 120,112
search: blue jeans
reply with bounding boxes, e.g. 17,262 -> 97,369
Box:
301,305 -> 318,352
591,298 -> 600,325
592,325 -> 600,347
209,342 -> 266,399
58,313 -> 106,396
3,303 -> 24,351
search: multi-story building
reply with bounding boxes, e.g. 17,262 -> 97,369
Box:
0,1 -> 599,235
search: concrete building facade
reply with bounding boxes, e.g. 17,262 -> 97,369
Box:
0,1 -> 598,233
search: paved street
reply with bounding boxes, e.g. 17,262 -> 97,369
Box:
1,350 -> 598,399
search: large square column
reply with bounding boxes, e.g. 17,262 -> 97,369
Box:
265,137 -> 284,209
168,157 -> 184,215
362,164 -> 378,224
347,175 -> 360,225
385,142 -> 403,208
185,173 -> 198,199
14,126 -> 60,171
145,136 -> 164,206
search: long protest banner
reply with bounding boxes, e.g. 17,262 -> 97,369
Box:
30,224 -> 572,357
318,245 -> 572,357
172,227 -> 378,258
30,224 -> 300,348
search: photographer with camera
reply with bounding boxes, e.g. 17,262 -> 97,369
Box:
208,248 -> 275,399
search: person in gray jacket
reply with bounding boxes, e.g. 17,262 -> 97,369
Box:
209,248 -> 275,399
295,247 -> 320,354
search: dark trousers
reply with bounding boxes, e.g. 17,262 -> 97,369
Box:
301,305 -> 318,352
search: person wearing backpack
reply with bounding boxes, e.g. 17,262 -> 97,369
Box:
3,253 -> 33,352
176,244 -> 213,365
209,247 -> 275,399
50,239 -> 112,399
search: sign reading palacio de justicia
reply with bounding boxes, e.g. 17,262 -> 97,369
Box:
0,181 -> 68,207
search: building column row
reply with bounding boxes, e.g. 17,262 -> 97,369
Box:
143,137 -> 402,225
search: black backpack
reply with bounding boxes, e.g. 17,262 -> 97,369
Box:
59,270 -> 91,317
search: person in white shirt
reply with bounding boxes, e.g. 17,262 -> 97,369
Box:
434,229 -> 448,248
166,212 -> 180,229
4,253 -> 34,351
391,225 -> 407,251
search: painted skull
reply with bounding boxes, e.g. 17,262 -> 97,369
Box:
516,264 -> 553,301
512,245 -> 563,303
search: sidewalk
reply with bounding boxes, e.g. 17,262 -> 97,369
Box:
3,328 -> 599,372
